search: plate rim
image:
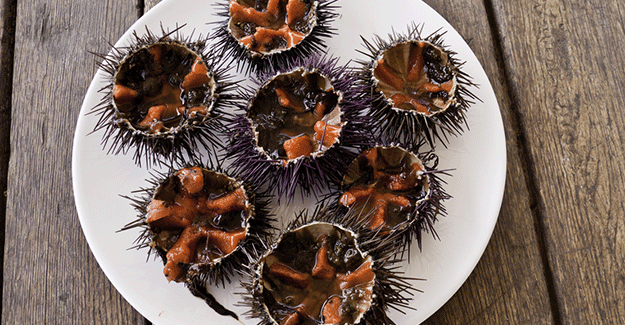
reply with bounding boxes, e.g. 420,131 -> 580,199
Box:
72,0 -> 507,324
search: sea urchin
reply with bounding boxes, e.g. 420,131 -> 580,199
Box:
214,0 -> 339,73
336,144 -> 451,251
122,164 -> 274,289
91,26 -> 239,166
358,24 -> 478,146
227,55 -> 372,200
240,207 -> 417,325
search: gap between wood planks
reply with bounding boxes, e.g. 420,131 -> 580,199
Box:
482,0 -> 563,323
0,0 -> 17,321
137,0 -> 145,19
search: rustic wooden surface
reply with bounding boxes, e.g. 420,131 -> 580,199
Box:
0,0 -> 16,308
489,0 -> 625,323
1,0 -> 146,324
2,0 -> 623,324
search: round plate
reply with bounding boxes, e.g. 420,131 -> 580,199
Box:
72,0 -> 506,324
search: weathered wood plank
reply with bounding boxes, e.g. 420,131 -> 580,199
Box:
1,0 -> 146,324
491,0 -> 625,323
145,0 -> 161,12
421,0 -> 554,323
0,0 -> 17,309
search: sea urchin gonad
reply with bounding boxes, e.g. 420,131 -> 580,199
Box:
358,24 -> 478,146
227,55 -> 372,200
214,0 -> 338,72
91,27 -> 239,166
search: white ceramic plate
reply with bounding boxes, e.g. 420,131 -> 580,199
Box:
72,0 -> 506,324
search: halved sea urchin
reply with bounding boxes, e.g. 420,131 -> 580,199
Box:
214,0 -> 339,73
122,163 -> 274,316
335,144 -> 451,251
240,207 -> 416,325
358,24 -> 478,146
91,26 -> 239,166
227,55 -> 372,200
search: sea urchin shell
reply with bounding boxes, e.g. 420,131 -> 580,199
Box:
358,24 -> 478,146
91,26 -> 239,166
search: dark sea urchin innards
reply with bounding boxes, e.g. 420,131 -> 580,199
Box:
121,163 -> 274,318
227,55 -> 372,200
91,26 -> 239,167
240,207 -> 417,325
358,24 -> 479,146
335,143 -> 451,252
214,0 -> 339,73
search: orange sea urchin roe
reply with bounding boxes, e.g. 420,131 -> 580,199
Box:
260,223 -> 374,325
313,121 -> 341,148
228,0 -> 315,54
146,167 -> 250,282
113,43 -> 215,134
283,134 -> 314,160
339,147 -> 430,233
247,69 -> 342,163
374,41 -> 457,116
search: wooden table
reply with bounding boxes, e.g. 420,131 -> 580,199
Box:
2,0 -> 624,324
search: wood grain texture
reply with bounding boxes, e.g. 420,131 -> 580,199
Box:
491,0 -> 625,323
0,0 -> 16,309
1,0 -> 146,324
421,0 -> 555,323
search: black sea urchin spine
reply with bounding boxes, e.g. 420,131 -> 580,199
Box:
90,25 -> 241,167
357,23 -> 479,147
226,55 -> 373,201
212,0 -> 339,74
